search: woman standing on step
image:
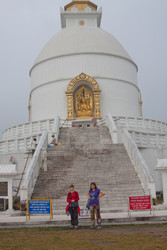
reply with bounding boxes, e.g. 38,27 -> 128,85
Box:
66,185 -> 80,229
87,182 -> 105,229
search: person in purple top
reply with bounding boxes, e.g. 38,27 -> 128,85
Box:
87,182 -> 105,229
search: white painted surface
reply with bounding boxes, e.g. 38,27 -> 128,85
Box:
114,116 -> 167,134
31,27 -> 135,68
2,118 -> 54,140
0,134 -> 42,154
121,128 -> 156,198
155,159 -> 167,204
140,148 -> 167,192
162,173 -> 167,205
31,54 -> 138,90
30,78 -> 141,122
0,165 -> 17,175
60,7 -> 102,28
20,131 -> 48,201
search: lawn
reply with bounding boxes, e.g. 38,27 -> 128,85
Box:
0,224 -> 167,250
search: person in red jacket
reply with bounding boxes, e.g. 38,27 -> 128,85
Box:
66,185 -> 80,229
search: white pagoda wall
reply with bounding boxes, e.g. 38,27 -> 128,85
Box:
30,54 -> 141,121
139,148 -> 167,192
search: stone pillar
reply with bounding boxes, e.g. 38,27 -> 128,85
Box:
155,159 -> 167,205
8,179 -> 13,213
162,172 -> 167,205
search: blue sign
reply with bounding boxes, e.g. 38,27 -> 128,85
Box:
29,200 -> 51,214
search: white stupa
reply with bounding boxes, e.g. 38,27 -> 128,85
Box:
29,0 -> 142,122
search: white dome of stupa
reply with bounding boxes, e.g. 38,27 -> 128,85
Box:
31,27 -> 136,73
29,1 -> 141,122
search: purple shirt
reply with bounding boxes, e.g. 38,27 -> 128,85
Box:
89,188 -> 100,206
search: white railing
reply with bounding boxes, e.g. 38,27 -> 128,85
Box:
20,131 -> 48,201
60,119 -> 72,128
106,114 -> 119,144
52,116 -> 60,143
114,116 -> 167,134
106,113 -> 156,197
0,134 -> 42,154
129,131 -> 167,148
97,119 -> 106,126
2,118 -> 55,140
0,116 -> 61,154
122,128 -> 156,197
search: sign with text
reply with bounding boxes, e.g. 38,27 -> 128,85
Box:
26,199 -> 53,221
0,199 -> 5,211
129,196 -> 151,211
0,182 -> 8,196
80,209 -> 90,218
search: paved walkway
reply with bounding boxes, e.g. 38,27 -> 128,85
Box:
0,209 -> 167,228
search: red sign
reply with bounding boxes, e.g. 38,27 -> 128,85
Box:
129,196 -> 151,211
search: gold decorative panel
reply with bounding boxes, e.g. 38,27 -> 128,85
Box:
75,86 -> 93,118
66,73 -> 101,120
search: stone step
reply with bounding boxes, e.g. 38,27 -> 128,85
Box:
32,126 -> 145,213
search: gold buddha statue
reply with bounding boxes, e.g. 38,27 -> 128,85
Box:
77,97 -> 93,117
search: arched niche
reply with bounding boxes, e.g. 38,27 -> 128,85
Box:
66,73 -> 101,120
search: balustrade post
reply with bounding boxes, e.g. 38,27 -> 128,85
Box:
29,122 -> 32,134
47,120 -> 50,132
5,140 -> 9,153
38,121 -> 41,132
15,139 -> 18,152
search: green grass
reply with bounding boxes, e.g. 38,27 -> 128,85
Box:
0,224 -> 167,249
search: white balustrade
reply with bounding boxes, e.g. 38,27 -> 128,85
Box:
20,131 -> 48,201
106,114 -> 119,144
2,118 -> 55,140
106,113 -> 156,197
129,131 -> 167,148
0,134 -> 42,154
114,116 -> 167,134
122,128 -> 156,197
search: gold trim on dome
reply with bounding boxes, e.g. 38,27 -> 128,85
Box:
66,73 -> 101,120
79,20 -> 85,25
64,0 -> 97,11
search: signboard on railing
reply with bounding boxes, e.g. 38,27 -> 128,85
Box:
26,199 -> 53,221
129,196 -> 152,216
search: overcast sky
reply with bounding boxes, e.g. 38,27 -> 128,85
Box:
0,0 -> 167,138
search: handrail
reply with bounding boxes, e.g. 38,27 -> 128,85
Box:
113,116 -> 167,133
0,134 -> 42,154
2,118 -> 55,140
60,119 -> 72,128
106,114 -> 119,144
129,130 -> 167,148
122,128 -> 156,197
15,150 -> 31,198
106,113 -> 156,198
53,116 -> 60,143
20,131 -> 48,201
60,118 -> 68,129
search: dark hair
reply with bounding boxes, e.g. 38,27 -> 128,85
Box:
70,185 -> 74,188
90,182 -> 97,190
33,138 -> 37,141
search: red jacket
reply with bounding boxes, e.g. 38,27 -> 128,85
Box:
66,191 -> 80,215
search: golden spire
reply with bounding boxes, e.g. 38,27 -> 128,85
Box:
64,0 -> 97,11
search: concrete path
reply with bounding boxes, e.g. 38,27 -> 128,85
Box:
0,209 -> 167,228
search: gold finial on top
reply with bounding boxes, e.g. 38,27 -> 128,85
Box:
64,0 -> 97,11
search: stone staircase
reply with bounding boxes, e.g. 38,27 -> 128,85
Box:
32,126 -> 145,214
